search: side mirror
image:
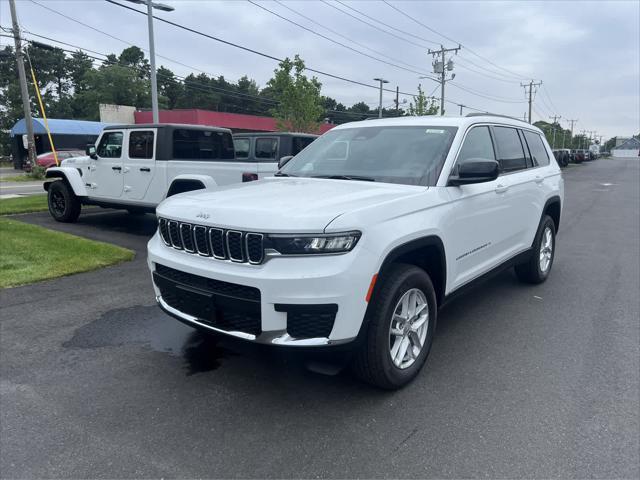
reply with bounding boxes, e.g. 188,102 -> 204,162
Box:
448,158 -> 499,186
278,155 -> 293,170
86,144 -> 97,159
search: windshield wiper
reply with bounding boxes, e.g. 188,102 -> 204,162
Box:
310,174 -> 376,182
274,172 -> 296,177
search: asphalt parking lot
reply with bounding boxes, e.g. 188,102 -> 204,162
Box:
1,158 -> 638,479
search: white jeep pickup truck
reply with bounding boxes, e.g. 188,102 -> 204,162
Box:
147,114 -> 564,389
44,123 -> 279,222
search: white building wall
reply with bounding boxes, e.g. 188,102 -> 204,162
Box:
612,149 -> 639,158
99,104 -> 136,124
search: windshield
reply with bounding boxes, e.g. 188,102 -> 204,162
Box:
280,125 -> 457,186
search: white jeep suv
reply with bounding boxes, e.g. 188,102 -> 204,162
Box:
147,114 -> 564,389
44,124 -> 279,222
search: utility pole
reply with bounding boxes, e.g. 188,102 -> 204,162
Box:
124,0 -> 175,123
373,78 -> 389,119
566,118 -> 577,149
9,0 -> 36,168
562,129 -> 567,149
427,44 -> 461,116
394,86 -> 399,116
520,80 -> 543,124
549,115 -> 561,148
580,129 -> 588,149
458,104 -> 465,115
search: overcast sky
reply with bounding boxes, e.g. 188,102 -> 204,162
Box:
2,0 -> 638,139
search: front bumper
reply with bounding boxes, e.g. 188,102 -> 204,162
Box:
147,233 -> 376,346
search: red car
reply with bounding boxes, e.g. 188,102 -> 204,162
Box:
25,149 -> 85,171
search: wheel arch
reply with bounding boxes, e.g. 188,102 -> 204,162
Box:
44,167 -> 87,196
166,174 -> 216,198
376,235 -> 447,306
543,195 -> 562,233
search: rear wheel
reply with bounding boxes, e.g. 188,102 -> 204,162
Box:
48,180 -> 81,223
515,215 -> 556,284
352,264 -> 437,390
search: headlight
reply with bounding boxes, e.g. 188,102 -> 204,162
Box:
268,232 -> 361,255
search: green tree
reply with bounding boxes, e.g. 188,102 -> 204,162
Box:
266,55 -> 323,133
406,84 -> 438,116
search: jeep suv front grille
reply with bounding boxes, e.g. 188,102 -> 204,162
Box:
158,217 -> 265,265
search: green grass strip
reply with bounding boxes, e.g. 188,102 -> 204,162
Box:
0,218 -> 134,288
0,195 -> 49,215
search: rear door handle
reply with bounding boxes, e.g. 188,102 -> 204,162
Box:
112,166 -> 122,171
535,175 -> 544,184
140,167 -> 151,172
495,184 -> 509,194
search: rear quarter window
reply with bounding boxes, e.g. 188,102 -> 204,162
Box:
172,129 -> 235,161
523,130 -> 551,166
492,126 -> 527,173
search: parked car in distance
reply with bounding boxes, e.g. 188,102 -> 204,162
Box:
232,132 -> 318,181
30,149 -> 86,171
571,149 -> 585,163
43,123 -> 282,223
552,149 -> 570,167
148,114 -> 564,389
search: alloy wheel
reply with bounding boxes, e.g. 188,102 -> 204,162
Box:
388,288 -> 429,369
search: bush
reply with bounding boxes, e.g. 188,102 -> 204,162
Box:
27,165 -> 46,180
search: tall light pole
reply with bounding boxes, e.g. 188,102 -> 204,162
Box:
125,0 -> 174,124
373,78 -> 389,119
8,0 -> 36,168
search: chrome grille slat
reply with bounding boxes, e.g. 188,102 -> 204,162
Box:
167,220 -> 182,249
209,228 -> 226,259
158,217 -> 264,264
193,226 -> 210,256
226,230 -> 244,262
180,223 -> 195,253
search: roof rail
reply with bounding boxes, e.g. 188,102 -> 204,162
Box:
465,112 -> 523,121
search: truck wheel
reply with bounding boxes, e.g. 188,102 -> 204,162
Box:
515,215 -> 556,284
351,264 -> 437,390
48,180 -> 81,223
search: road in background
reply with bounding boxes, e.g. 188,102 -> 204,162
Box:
0,167 -> 44,198
1,159 -> 638,478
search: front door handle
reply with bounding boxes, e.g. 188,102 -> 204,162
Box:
112,166 -> 122,171
140,167 -> 151,172
495,184 -> 509,194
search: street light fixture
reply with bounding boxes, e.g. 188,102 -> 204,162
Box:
124,0 -> 175,123
373,77 -> 389,119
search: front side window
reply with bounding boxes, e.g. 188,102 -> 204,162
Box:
457,126 -> 495,163
492,126 -> 527,173
292,136 -> 315,155
129,131 -> 154,159
173,129 -> 235,160
97,132 -> 123,158
523,130 -> 550,166
255,138 -> 278,160
280,126 -> 457,186
234,138 -> 250,159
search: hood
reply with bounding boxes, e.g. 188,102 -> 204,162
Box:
61,156 -> 91,166
157,177 -> 425,232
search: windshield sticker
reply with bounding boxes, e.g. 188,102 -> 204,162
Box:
425,129 -> 446,134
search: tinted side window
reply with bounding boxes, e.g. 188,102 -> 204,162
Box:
129,131 -> 154,159
255,138 -> 278,160
493,126 -> 527,172
292,136 -> 315,155
172,129 -> 235,161
523,130 -> 550,166
457,126 -> 496,163
97,132 -> 123,158
233,138 -> 250,159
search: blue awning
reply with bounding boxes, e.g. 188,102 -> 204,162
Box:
11,118 -> 109,136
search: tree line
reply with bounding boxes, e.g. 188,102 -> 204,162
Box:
0,44 -> 437,156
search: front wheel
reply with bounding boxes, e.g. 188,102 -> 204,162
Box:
48,180 -> 81,223
515,215 -> 556,284
351,264 -> 437,390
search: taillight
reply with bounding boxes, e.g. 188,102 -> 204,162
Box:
242,172 -> 259,182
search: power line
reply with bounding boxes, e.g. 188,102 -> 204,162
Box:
382,0 -> 532,81
247,0 -> 430,77
449,81 -> 527,104
272,0 -> 425,73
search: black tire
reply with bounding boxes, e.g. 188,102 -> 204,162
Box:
515,215 -> 556,284
351,264 -> 437,390
48,180 -> 81,223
